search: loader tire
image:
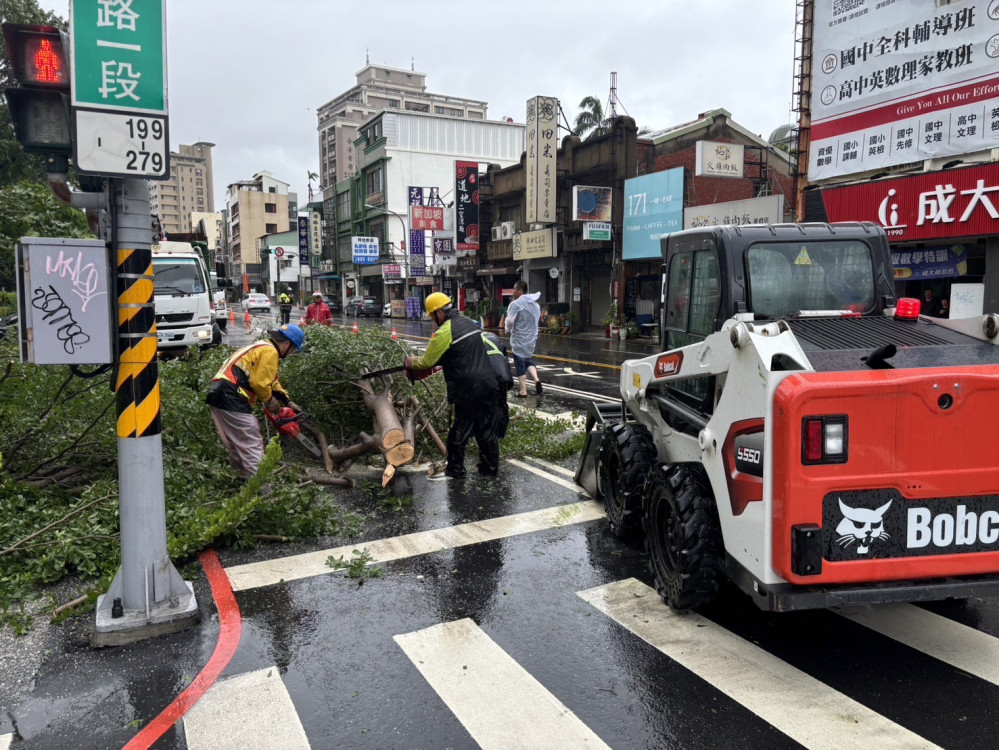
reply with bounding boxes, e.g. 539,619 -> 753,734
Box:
643,463 -> 724,611
599,422 -> 656,540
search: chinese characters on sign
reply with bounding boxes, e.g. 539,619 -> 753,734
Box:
410,206 -> 445,231
683,195 -> 785,229
297,216 -> 309,268
694,141 -> 745,179
622,169 -> 684,260
454,162 -> 479,253
71,0 -> 169,178
526,96 -> 558,224
512,228 -> 556,261
810,1 -> 999,180
309,212 -> 321,256
382,264 -> 402,279
351,236 -> 379,265
408,186 -> 426,277
820,163 -> 999,241
891,245 -> 967,279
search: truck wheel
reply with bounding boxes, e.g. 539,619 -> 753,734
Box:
643,464 -> 724,611
599,422 -> 656,540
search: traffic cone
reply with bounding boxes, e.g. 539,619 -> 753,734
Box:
352,320 -> 359,334
228,308 -> 235,325
391,326 -> 398,340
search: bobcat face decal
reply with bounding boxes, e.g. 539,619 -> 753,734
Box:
835,498 -> 892,554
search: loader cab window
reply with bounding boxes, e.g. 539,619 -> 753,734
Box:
662,248 -> 719,426
747,240 -> 875,317
664,249 -> 720,349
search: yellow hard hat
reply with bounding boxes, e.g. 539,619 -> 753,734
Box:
424,292 -> 452,318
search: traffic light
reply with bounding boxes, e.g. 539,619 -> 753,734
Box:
3,23 -> 72,159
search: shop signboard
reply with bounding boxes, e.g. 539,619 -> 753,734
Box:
583,222 -> 612,241
622,168 -> 684,260
455,162 -> 480,252
684,195 -> 785,229
526,95 -> 558,224
512,227 -> 556,261
891,245 -> 968,280
819,163 -> 999,242
694,141 -> 744,178
808,0 -> 999,180
351,236 -> 379,265
382,264 -> 402,279
410,206 -> 445,231
572,186 -> 612,222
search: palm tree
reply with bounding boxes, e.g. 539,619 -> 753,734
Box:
307,171 -> 319,202
574,96 -> 611,140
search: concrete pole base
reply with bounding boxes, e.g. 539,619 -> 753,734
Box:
91,581 -> 200,647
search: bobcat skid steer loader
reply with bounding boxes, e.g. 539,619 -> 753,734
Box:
576,222 -> 999,611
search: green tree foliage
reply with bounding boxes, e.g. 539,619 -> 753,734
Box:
1,0 -> 68,186
574,95 -> 611,140
0,180 -> 92,290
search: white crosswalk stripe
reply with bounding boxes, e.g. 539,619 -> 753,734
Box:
836,603 -> 999,686
0,733 -> 12,750
183,666 -> 310,749
394,619 -> 611,750
552,367 -> 602,379
578,578 -> 941,750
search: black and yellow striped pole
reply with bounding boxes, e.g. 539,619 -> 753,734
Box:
93,178 -> 198,646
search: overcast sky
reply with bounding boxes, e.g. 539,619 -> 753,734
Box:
42,0 -> 798,210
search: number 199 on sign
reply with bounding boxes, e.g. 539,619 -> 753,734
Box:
74,109 -> 170,179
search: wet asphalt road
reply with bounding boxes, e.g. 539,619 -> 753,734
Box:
3,307 -> 999,748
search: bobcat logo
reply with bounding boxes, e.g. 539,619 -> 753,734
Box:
835,499 -> 892,554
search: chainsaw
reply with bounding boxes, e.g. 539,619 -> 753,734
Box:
265,407 -> 322,458
359,364 -> 442,383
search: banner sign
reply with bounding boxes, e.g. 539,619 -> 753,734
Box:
512,227 -> 556,261
809,0 -> 999,180
309,211 -> 322,256
383,264 -> 402,279
684,195 -> 785,229
526,96 -> 558,224
410,205 -> 446,231
891,244 -> 968,280
694,141 -> 745,178
433,237 -> 454,256
622,168 -> 684,260
455,162 -> 480,253
352,236 -> 379,265
409,186 -> 427,277
819,162 -> 999,241
572,186 -> 612,222
297,216 -> 309,267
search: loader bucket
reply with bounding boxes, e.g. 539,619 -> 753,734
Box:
574,402 -> 624,498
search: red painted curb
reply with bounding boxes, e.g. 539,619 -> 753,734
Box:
123,549 -> 242,749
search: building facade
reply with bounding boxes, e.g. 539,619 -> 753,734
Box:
225,171 -> 297,292
148,142 -> 215,236
327,110 -> 523,309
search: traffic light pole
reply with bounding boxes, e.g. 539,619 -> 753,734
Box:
93,177 -> 199,647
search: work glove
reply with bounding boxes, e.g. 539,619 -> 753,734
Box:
265,397 -> 283,414
288,401 -> 302,413
404,356 -> 416,370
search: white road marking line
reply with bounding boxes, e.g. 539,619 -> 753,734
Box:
553,368 -> 601,379
836,603 -> 999,686
183,666 -> 310,750
394,619 -> 611,750
540,382 -> 620,403
0,733 -> 12,750
507,459 -> 590,496
226,500 -> 604,591
524,456 -> 576,478
579,579 -> 940,750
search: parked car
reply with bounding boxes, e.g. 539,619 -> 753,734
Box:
242,293 -> 272,313
344,296 -> 382,317
324,295 -> 342,314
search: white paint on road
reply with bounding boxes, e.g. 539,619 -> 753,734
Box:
578,579 -> 941,750
226,500 -> 604,591
507,458 -> 589,495
836,603 -> 999,686
0,733 -> 12,750
524,456 -> 576,478
183,666 -> 310,749
394,619 -> 611,750
553,367 -> 602,379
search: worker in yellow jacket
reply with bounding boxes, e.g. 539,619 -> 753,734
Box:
205,324 -> 304,479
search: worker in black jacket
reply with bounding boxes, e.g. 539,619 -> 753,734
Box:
482,329 -> 513,439
405,293 -> 499,478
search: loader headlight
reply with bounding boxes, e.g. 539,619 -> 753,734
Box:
802,415 -> 848,464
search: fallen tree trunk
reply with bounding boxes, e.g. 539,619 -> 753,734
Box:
411,396 -> 447,457
301,422 -> 335,474
327,432 -> 379,470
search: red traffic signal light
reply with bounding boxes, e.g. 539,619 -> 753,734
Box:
2,23 -> 71,156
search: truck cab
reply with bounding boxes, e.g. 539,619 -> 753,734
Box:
151,241 -> 216,351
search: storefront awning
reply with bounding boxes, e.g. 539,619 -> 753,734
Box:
476,267 -> 517,276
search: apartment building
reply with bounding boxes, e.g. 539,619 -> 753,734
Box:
225,171 -> 297,290
148,142 -> 215,235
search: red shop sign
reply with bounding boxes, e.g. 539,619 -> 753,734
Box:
820,163 -> 999,242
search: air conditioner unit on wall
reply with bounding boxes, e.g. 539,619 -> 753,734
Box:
500,222 -> 514,239
491,226 -> 503,242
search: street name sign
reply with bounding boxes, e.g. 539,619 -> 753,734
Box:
70,0 -> 169,179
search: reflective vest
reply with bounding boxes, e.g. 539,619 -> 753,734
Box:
213,340 -> 272,405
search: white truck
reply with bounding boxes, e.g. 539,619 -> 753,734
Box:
151,241 -> 219,351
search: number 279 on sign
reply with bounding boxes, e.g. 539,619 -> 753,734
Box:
74,109 -> 171,180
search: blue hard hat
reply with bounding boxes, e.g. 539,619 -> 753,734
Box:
277,323 -> 304,352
